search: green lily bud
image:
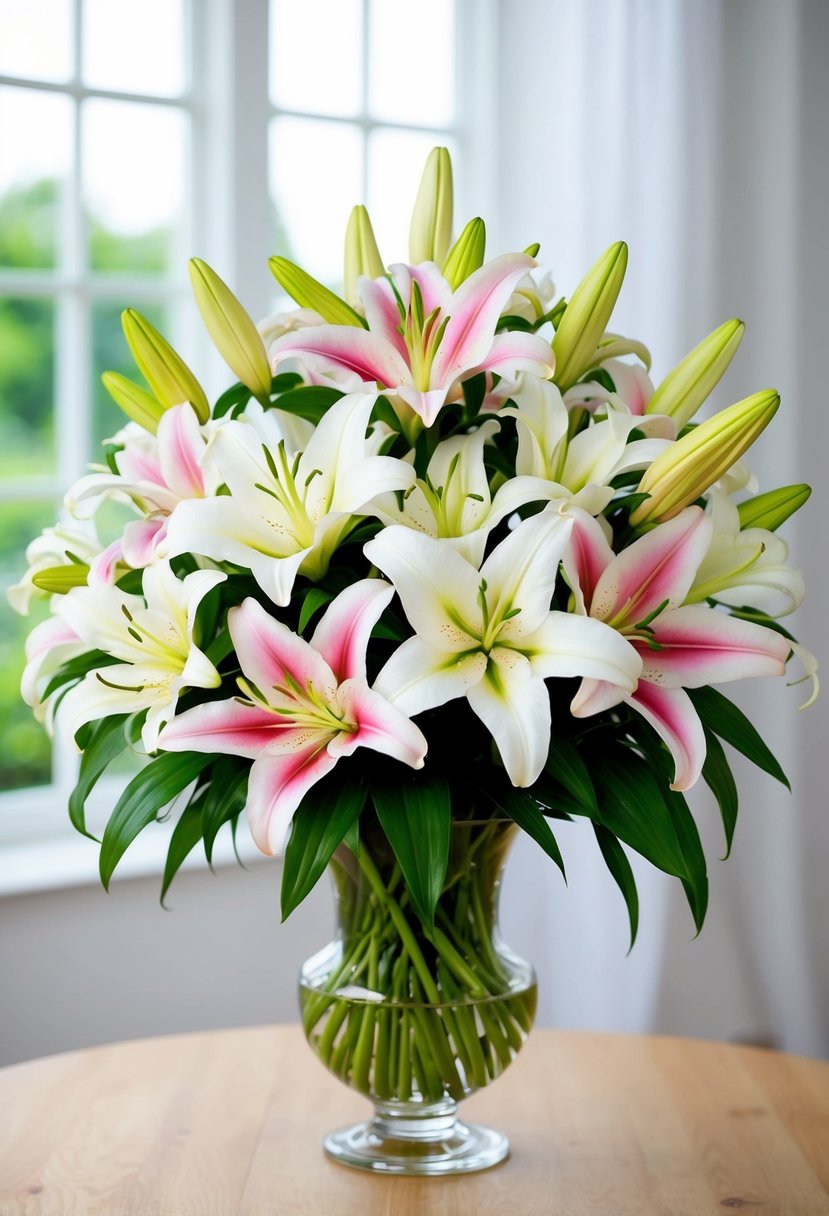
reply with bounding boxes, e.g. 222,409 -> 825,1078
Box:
268,256 -> 365,327
552,241 -> 628,391
121,309 -> 209,424
101,371 -> 164,434
631,390 -> 780,526
524,242 -> 541,258
442,217 -> 486,290
737,483 -> 812,532
189,258 -> 272,404
646,319 -> 745,427
409,146 -> 453,265
343,205 -> 384,307
32,564 -> 90,594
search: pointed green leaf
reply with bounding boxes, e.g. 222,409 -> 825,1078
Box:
160,796 -> 206,904
68,714 -> 129,841
298,587 -> 334,635
593,824 -> 639,950
267,385 -> 342,423
546,737 -> 598,813
372,770 -> 451,929
281,780 -> 368,920
202,758 -> 250,864
687,687 -> 790,789
491,784 -> 565,880
663,788 -> 708,934
701,727 -> 739,858
99,752 -> 214,889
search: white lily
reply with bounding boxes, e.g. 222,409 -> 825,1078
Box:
367,512 -> 642,787
56,561 -> 225,751
162,391 -> 415,606
502,375 -> 673,514
685,489 -> 805,617
20,616 -> 87,728
7,519 -> 104,615
372,419 -> 556,565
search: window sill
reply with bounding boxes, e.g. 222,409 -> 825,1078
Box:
0,808 -> 265,898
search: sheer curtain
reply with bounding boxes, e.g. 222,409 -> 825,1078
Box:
494,0 -> 829,1057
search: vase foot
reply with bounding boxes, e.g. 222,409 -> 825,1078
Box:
323,1102 -> 509,1175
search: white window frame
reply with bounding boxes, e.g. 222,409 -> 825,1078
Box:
0,0 -> 497,891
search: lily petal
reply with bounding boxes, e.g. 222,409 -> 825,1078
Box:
433,253 -> 536,383
374,637 -> 488,716
159,698 -> 298,758
310,578 -> 394,684
335,678 -> 427,768
269,324 -> 409,389
527,611 -> 642,692
640,605 -> 790,688
480,508 -> 573,637
627,682 -> 707,791
229,598 -> 337,703
246,745 -> 339,855
466,662 -> 551,787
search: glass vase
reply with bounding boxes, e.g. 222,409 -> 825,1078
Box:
299,816 -> 537,1175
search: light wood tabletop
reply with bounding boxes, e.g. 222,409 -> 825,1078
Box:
1,1025 -> 828,1214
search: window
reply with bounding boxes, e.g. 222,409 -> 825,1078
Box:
0,0 -> 485,863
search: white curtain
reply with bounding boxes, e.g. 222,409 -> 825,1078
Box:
494,0 -> 829,1057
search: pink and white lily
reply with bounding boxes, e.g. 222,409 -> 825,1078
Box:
162,391 -> 414,606
367,512 -> 642,788
157,582 -> 427,855
20,616 -> 87,728
56,560 -> 226,752
66,403 -> 222,571
7,518 -> 106,615
268,255 -> 556,431
564,505 -> 791,789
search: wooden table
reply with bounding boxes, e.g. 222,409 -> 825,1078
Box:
1,1026 -> 828,1215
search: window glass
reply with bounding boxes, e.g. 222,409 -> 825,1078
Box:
0,88 -> 72,271
368,129 -> 457,264
270,0 -> 363,117
368,0 -> 455,126
0,0 -> 74,83
82,0 -> 187,97
0,297 -> 56,476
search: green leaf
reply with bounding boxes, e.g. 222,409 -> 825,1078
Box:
212,380 -> 251,418
546,737 -> 598,813
372,770 -> 451,929
594,756 -> 692,878
268,385 -> 342,423
298,587 -> 333,635
663,788 -> 709,934
202,758 -> 250,863
68,714 -> 129,841
281,780 -> 368,920
687,687 -> 789,789
160,796 -> 206,904
99,752 -> 214,889
491,784 -> 566,880
701,727 -> 739,858
371,395 -> 402,433
593,824 -> 639,950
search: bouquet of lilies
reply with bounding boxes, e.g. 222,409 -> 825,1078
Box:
12,147 -> 816,942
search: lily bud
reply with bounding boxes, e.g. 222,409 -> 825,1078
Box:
189,258 -> 272,404
524,242 -> 541,258
101,371 -> 164,434
646,319 -> 745,427
552,241 -> 628,391
31,564 -> 90,594
631,390 -> 780,526
344,205 -> 384,306
268,256 -> 365,327
121,309 -> 209,424
442,217 -> 486,290
737,483 -> 811,532
409,146 -> 453,265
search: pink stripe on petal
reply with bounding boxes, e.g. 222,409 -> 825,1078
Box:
270,325 -> 410,390
591,507 -> 712,626
121,517 -> 166,568
246,745 -> 339,855
89,539 -> 123,583
563,509 -> 614,615
406,261 -> 453,316
627,682 -> 706,791
570,677 -> 626,718
434,254 -> 536,383
158,698 -> 296,758
310,579 -> 394,684
158,403 -> 205,499
229,598 -> 337,705
639,605 -> 790,689
360,276 -> 407,359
